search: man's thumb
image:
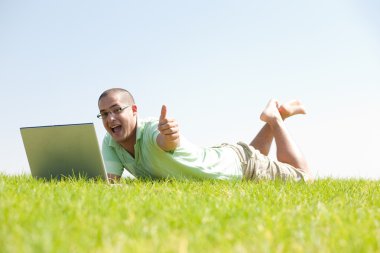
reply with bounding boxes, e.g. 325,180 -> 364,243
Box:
160,105 -> 167,121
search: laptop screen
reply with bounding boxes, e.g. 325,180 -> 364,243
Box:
20,123 -> 108,181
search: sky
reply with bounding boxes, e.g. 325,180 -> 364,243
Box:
0,0 -> 379,179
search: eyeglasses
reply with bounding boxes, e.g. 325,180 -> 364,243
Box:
97,105 -> 131,119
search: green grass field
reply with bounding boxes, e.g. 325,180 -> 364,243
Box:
0,175 -> 379,253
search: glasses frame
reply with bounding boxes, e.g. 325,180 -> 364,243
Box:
97,105 -> 131,119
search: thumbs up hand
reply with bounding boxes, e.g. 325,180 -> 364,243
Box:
159,104 -> 168,123
157,105 -> 180,152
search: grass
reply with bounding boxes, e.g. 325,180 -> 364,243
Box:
0,175 -> 379,253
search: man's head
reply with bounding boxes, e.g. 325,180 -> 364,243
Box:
98,88 -> 138,147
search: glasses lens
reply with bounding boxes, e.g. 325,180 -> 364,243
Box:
97,112 -> 107,119
112,107 -> 122,114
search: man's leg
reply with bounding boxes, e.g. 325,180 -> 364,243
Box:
250,100 -> 306,155
249,124 -> 273,155
259,99 -> 311,176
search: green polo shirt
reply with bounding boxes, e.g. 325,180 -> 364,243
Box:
101,118 -> 243,180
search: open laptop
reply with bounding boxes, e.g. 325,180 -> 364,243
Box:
20,123 -> 109,182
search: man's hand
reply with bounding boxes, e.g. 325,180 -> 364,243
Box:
107,173 -> 121,184
157,105 -> 180,152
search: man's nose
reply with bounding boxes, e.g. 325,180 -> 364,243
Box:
107,112 -> 116,121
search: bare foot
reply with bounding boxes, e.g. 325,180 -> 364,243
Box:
260,99 -> 282,125
278,100 -> 306,120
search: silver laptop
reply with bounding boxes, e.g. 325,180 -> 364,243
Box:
20,123 -> 108,182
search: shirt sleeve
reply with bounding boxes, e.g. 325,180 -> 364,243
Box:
144,120 -> 161,148
101,136 -> 124,176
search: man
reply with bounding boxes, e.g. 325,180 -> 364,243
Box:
98,88 -> 313,182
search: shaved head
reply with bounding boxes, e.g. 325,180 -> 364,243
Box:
98,88 -> 135,105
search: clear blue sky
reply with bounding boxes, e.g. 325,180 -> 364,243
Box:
1,0 -> 379,178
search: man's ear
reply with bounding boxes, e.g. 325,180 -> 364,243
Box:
132,104 -> 138,114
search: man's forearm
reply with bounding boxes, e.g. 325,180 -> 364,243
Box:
157,134 -> 180,152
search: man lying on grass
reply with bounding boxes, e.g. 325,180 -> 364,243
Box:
98,88 -> 313,182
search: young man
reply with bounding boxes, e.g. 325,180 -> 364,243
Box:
98,88 -> 313,182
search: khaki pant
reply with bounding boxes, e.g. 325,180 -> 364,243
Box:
225,142 -> 308,181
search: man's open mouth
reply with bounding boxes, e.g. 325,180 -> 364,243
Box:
111,125 -> 122,134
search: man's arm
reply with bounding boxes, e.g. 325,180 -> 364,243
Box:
102,136 -> 124,181
157,105 -> 180,152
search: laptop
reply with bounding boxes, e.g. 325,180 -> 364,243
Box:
20,123 -> 109,182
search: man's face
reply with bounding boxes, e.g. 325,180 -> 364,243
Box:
98,91 -> 137,146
